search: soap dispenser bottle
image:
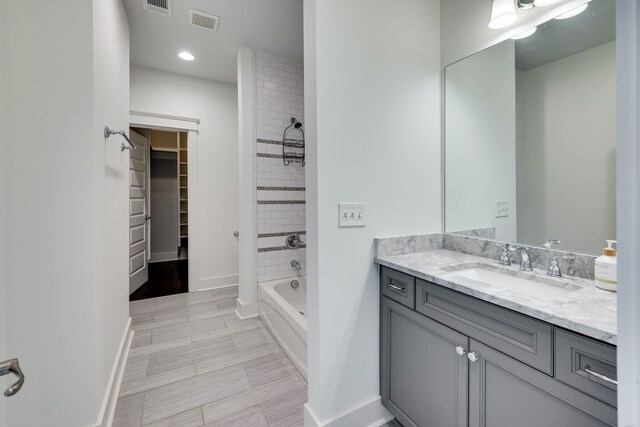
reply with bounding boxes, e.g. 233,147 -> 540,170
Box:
595,240 -> 617,291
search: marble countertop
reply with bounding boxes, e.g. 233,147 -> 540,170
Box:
375,249 -> 617,345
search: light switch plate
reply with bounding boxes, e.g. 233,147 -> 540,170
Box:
339,203 -> 366,227
496,200 -> 509,218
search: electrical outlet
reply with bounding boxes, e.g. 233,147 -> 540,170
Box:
496,200 -> 509,218
339,203 -> 366,227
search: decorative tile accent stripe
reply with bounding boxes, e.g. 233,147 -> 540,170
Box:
257,200 -> 306,205
257,186 -> 305,191
257,139 -> 284,145
258,245 -> 307,253
258,231 -> 306,238
257,153 -> 285,159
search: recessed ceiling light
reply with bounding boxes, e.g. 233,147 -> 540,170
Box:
178,51 -> 195,61
555,3 -> 588,20
511,27 -> 537,40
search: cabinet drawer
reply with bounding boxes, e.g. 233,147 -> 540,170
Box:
416,279 -> 553,374
555,329 -> 617,407
381,267 -> 415,309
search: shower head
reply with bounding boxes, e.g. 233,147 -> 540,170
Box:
290,117 -> 303,129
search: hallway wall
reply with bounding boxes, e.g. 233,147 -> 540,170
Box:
130,66 -> 240,290
0,0 -> 130,425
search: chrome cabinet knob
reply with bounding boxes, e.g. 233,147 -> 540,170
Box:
468,352 -> 480,363
455,346 -> 467,357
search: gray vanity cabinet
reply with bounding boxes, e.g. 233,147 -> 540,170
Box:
381,297 -> 468,427
468,340 -> 617,427
380,267 -> 618,427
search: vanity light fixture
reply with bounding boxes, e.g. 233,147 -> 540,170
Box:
511,26 -> 537,39
555,3 -> 589,19
178,51 -> 195,61
488,0 -> 518,29
533,0 -> 562,6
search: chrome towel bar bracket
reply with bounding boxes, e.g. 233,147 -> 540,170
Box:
104,126 -> 136,152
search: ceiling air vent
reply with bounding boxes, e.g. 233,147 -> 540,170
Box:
189,9 -> 220,31
144,0 -> 172,17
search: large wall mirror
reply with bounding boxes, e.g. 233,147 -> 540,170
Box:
444,0 -> 615,256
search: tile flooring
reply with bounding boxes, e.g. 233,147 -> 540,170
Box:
113,287 -> 307,426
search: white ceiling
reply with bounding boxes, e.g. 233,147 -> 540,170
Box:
123,0 -> 303,85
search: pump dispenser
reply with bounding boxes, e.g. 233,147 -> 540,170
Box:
595,240 -> 617,291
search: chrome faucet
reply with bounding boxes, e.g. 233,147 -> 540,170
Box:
290,260 -> 302,271
495,243 -> 511,266
510,246 -> 533,271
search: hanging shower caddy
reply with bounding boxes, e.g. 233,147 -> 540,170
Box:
282,117 -> 305,166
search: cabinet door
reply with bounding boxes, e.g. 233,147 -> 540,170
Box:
381,297 -> 468,427
468,340 -> 617,427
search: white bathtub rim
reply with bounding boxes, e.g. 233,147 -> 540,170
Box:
259,279 -> 307,344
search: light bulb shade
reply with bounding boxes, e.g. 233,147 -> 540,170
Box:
533,0 -> 562,6
489,0 -> 518,29
555,3 -> 588,19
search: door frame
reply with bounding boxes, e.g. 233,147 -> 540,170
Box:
130,111 -> 200,293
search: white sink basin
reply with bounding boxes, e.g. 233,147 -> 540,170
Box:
452,267 -> 580,299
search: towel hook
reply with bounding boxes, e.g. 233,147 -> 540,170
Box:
104,126 -> 136,152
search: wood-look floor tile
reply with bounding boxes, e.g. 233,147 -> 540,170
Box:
188,306 -> 236,322
242,352 -> 299,387
120,365 -> 196,397
113,392 -> 144,427
231,326 -> 276,351
210,286 -> 239,297
154,294 -> 188,310
122,355 -> 150,384
189,318 -> 263,344
130,298 -> 157,316
132,312 -> 155,326
201,373 -> 306,423
128,337 -> 191,358
132,331 -> 152,349
214,297 -> 237,310
260,386 -> 307,426
195,343 -> 280,376
143,407 -> 204,427
222,313 -> 261,329
201,405 -> 268,427
185,290 -> 217,305
146,335 -> 236,376
141,365 -> 251,425
133,316 -> 188,333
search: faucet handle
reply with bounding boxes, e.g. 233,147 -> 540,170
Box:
494,243 -> 511,266
562,253 -> 576,276
547,257 -> 562,277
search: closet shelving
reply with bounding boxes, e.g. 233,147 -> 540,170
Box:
178,132 -> 188,246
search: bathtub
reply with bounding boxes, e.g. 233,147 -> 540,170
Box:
259,277 -> 307,379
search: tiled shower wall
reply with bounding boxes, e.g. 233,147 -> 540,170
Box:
255,50 -> 305,283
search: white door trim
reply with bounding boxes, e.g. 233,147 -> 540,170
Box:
130,111 -> 200,133
129,112 -> 200,293
616,1 -> 640,425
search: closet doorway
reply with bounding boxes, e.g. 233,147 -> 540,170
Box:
128,127 -> 192,300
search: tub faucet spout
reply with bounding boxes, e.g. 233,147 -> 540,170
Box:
291,260 -> 302,271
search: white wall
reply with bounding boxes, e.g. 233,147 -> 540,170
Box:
304,0 -> 441,425
150,153 -> 179,258
0,0 -> 130,425
130,66 -> 239,290
516,42 -> 616,254
445,41 -> 517,242
441,0 -> 589,66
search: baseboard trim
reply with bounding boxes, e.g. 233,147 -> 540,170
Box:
197,274 -> 239,291
149,252 -> 179,263
235,298 -> 259,319
95,318 -> 133,427
304,396 -> 393,427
